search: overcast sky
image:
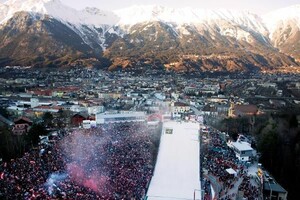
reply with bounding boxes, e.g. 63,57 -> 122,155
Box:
61,0 -> 299,14
1,0 -> 299,14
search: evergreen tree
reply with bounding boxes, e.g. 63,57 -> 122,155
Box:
25,124 -> 48,146
42,112 -> 53,128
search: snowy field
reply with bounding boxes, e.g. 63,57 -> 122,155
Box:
146,121 -> 201,200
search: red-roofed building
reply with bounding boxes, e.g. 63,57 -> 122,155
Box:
26,89 -> 53,96
228,103 -> 260,118
71,113 -> 89,127
12,117 -> 33,135
14,117 -> 33,126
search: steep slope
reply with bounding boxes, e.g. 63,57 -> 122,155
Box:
105,6 -> 298,72
0,0 -> 119,26
263,5 -> 300,61
115,5 -> 267,33
0,1 -> 299,72
0,11 -> 108,67
0,0 -> 120,50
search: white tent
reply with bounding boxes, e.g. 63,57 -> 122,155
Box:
226,168 -> 237,176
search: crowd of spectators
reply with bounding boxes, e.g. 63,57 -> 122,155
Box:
0,122 -> 160,199
238,176 -> 260,200
202,128 -> 261,200
202,179 -> 212,200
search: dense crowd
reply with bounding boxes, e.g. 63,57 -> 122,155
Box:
238,176 -> 260,199
202,179 -> 212,200
203,130 -> 239,192
0,122 -> 159,199
202,129 -> 261,200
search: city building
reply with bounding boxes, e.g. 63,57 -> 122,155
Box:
228,103 -> 260,118
96,111 -> 146,124
229,141 -> 254,161
263,172 -> 288,200
12,117 -> 32,135
71,113 -> 89,127
171,102 -> 190,115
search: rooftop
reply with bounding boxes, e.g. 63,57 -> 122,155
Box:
234,104 -> 258,114
97,112 -> 146,119
174,102 -> 189,107
264,180 -> 287,194
230,141 -> 253,151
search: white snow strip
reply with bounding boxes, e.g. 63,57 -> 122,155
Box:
147,121 -> 201,200
211,185 -> 215,199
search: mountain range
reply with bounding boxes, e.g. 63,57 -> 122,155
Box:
0,0 -> 299,73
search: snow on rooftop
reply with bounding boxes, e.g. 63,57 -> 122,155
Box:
146,121 -> 201,200
226,168 -> 237,175
231,141 -> 253,151
97,111 -> 146,118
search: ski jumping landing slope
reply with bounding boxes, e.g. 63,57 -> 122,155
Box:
146,121 -> 201,200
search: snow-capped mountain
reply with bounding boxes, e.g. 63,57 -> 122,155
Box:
115,5 -> 267,33
0,0 -> 119,26
0,0 -> 122,50
263,5 -> 300,60
0,0 -> 299,72
263,5 -> 300,38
